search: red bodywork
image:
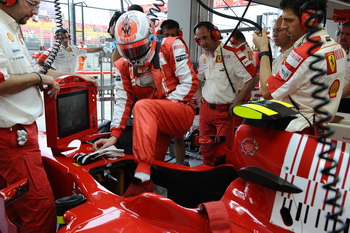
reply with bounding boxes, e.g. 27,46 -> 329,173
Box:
1,76 -> 349,232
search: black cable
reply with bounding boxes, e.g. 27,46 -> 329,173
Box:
146,0 -> 165,27
195,0 -> 272,69
195,0 -> 262,31
40,0 -> 64,74
220,47 -> 236,95
9,217 -> 28,233
221,0 -> 256,32
223,0 -> 252,46
305,11 -> 345,233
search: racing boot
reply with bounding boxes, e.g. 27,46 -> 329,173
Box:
123,178 -> 154,197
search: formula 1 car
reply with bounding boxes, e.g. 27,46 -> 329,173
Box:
1,76 -> 349,233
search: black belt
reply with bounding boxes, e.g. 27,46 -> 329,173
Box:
208,103 -> 231,111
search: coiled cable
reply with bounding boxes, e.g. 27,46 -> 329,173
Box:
146,0 -> 165,27
40,0 -> 64,74
306,11 -> 345,233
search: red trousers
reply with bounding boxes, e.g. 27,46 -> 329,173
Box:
199,101 -> 235,166
132,99 -> 195,174
0,123 -> 56,233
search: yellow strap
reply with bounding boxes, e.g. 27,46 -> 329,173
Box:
270,100 -> 294,108
242,104 -> 278,116
233,106 -> 263,119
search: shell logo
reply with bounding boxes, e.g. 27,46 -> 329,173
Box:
7,33 -> 14,42
329,79 -> 340,98
117,15 -> 138,43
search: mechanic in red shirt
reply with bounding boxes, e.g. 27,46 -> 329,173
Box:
158,19 -> 190,166
93,11 -> 198,197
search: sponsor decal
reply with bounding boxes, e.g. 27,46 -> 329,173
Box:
279,65 -> 292,81
12,56 -> 24,61
286,50 -> 303,68
241,138 -> 258,156
173,44 -> 186,50
175,54 -> 188,62
248,51 -> 253,61
334,49 -> 345,60
282,57 -> 287,65
325,52 -> 337,75
328,79 -> 340,98
7,33 -> 14,42
215,55 -> 223,63
203,58 -> 207,64
242,58 -> 250,67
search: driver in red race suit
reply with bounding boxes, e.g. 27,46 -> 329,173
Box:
253,0 -> 347,134
93,11 -> 198,197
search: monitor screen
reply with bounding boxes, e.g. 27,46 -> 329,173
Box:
57,90 -> 90,138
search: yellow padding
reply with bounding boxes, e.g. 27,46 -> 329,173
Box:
242,104 -> 278,116
57,216 -> 65,225
270,100 -> 294,108
233,106 -> 263,119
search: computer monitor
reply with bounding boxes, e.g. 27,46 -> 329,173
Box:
44,76 -> 98,154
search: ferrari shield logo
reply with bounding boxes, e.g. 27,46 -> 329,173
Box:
216,55 -> 223,63
326,52 -> 337,75
248,51 -> 253,61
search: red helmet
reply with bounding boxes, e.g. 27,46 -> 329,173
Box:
115,10 -> 156,67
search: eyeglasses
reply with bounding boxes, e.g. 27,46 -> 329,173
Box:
26,0 -> 40,9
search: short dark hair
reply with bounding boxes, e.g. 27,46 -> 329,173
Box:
280,0 -> 327,22
160,19 -> 180,31
193,21 -> 215,34
108,10 -> 123,38
55,28 -> 69,36
233,29 -> 246,42
128,4 -> 144,12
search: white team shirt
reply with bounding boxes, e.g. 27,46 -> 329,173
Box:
197,42 -> 255,104
40,44 -> 87,73
0,10 -> 43,127
272,46 -> 293,76
267,29 -> 347,132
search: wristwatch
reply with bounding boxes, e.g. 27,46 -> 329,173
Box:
258,51 -> 270,60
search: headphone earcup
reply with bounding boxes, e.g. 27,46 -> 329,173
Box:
156,29 -> 162,35
194,36 -> 200,45
230,36 -> 237,45
178,30 -> 183,37
5,0 -> 16,6
301,10 -> 318,31
211,28 -> 221,41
